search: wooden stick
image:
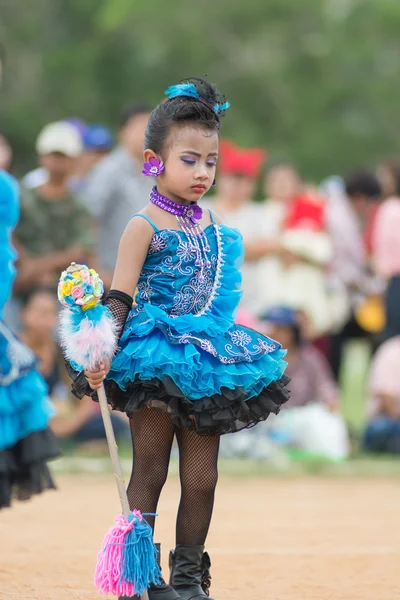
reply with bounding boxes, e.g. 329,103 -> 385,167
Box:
97,384 -> 149,600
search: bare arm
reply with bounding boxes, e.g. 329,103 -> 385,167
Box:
244,239 -> 281,262
111,217 -> 154,294
85,216 -> 154,389
49,396 -> 95,438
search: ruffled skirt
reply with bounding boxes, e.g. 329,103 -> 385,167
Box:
70,312 -> 290,435
0,324 -> 61,508
0,428 -> 60,509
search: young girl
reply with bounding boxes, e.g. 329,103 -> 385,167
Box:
75,78 -> 290,600
0,170 -> 60,509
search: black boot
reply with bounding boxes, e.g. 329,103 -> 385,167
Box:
170,545 -> 214,600
148,543 -> 181,599
119,543 -> 180,600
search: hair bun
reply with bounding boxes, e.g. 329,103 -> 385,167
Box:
164,77 -> 230,116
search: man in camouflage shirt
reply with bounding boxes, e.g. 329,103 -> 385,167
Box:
14,122 -> 96,293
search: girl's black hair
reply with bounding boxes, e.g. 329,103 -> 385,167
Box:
145,77 -> 227,154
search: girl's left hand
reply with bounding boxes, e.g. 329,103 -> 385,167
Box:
85,359 -> 111,390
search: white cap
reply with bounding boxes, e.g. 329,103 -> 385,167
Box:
36,121 -> 83,157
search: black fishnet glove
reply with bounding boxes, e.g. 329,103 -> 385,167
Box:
105,289 -> 133,346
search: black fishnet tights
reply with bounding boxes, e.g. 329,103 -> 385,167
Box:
175,426 -> 220,545
127,408 -> 175,532
127,408 -> 219,545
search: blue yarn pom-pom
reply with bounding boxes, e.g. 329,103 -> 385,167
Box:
121,512 -> 161,595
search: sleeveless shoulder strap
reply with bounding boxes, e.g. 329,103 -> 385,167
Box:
208,209 -> 217,224
131,213 -> 159,232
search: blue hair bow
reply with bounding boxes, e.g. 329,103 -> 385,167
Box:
164,83 -> 230,114
213,101 -> 230,114
164,83 -> 201,101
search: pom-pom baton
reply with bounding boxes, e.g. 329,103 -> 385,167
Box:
58,263 -> 160,599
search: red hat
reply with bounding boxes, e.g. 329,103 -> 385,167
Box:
285,194 -> 326,232
219,139 -> 267,179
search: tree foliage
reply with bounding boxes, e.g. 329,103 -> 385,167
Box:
1,0 -> 399,178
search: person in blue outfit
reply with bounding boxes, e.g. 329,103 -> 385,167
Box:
0,170 -> 60,509
71,78 -> 290,600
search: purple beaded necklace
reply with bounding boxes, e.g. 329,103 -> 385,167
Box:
150,186 -> 211,280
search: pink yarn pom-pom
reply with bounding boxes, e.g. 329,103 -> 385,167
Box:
94,514 -> 136,596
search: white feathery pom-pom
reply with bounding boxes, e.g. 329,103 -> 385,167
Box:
59,308 -> 118,371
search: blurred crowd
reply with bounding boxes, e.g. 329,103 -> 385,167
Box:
2,104 -> 400,459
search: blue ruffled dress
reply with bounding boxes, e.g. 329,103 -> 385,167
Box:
0,171 -> 60,508
73,212 -> 290,435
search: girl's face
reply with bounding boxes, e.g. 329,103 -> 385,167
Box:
145,125 -> 219,203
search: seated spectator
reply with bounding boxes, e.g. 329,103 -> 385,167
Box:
262,306 -> 338,410
19,287 -> 63,395
271,190 -> 334,337
50,394 -> 129,449
14,121 -> 97,293
364,335 -> 400,454
19,289 -> 129,448
373,167 -> 400,340
327,170 -> 383,379
261,307 -> 349,460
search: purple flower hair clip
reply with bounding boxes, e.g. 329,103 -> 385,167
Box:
142,157 -> 165,177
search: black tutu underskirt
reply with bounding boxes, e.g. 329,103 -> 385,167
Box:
0,428 -> 61,509
69,368 -> 290,436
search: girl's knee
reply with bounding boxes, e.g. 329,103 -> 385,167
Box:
134,456 -> 169,491
181,467 -> 218,495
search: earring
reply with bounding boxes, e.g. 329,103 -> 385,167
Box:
142,157 -> 165,177
212,179 -> 216,187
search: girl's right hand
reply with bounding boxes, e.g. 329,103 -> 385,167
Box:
85,359 -> 111,390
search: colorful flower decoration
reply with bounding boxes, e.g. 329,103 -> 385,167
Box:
142,157 -> 165,177
58,263 -> 104,312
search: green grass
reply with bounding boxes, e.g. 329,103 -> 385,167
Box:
52,449 -> 400,479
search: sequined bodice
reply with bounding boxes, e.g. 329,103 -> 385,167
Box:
134,224 -> 222,318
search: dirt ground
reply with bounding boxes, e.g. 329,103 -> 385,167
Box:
1,474 -> 400,600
